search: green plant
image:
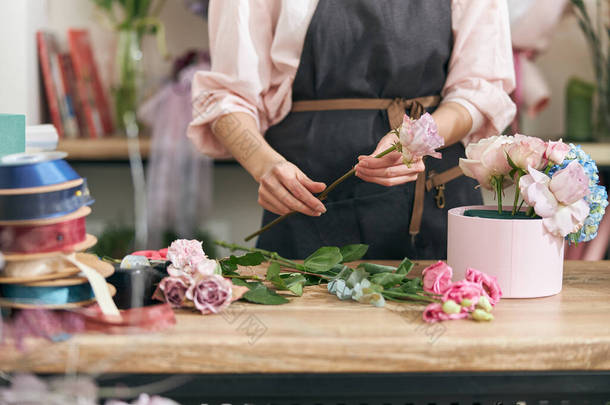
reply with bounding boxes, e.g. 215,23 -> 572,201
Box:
570,0 -> 610,139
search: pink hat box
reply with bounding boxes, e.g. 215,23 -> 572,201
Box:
447,205 -> 565,298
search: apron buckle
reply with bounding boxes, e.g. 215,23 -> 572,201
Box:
434,183 -> 446,209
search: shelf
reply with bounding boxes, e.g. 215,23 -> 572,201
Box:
578,143 -> 610,167
57,138 -> 610,167
57,137 -> 151,161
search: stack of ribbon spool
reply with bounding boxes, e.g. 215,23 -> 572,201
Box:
0,152 -> 119,316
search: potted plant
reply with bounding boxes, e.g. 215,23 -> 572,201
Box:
449,135 -> 608,298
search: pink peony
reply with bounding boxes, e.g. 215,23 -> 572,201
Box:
549,160 -> 590,205
398,113 -> 444,165
459,135 -> 514,190
422,261 -> 453,294
465,268 -> 503,305
505,134 -> 548,171
158,277 -> 189,308
519,165 -> 590,237
422,302 -> 469,323
186,274 -> 233,314
544,140 -> 570,164
442,280 -> 485,310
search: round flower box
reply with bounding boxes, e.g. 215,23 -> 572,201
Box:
447,205 -> 565,298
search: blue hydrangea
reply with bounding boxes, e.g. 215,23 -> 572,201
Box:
549,144 -> 608,243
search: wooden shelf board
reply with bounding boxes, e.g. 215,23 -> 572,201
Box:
57,137 -> 151,161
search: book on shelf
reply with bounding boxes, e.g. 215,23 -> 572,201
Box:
37,31 -> 79,138
68,29 -> 114,138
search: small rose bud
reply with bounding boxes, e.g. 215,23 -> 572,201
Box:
460,298 -> 472,307
472,308 -> 494,322
442,299 -> 461,314
476,296 -> 493,312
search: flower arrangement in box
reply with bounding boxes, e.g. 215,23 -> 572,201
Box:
450,135 -> 608,298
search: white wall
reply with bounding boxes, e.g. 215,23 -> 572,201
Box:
0,0 -> 47,124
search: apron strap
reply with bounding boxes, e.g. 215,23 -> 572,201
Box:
292,96 -> 441,129
291,96 -> 464,246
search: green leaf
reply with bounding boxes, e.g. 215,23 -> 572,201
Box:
395,258 -> 414,275
286,274 -> 306,296
265,262 -> 281,281
231,252 -> 266,266
230,278 -> 262,289
370,272 -> 405,288
356,262 -> 396,274
243,284 -> 289,305
220,261 -> 238,275
339,244 -> 368,262
303,247 -> 343,273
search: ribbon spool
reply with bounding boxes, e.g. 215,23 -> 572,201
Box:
0,206 -> 91,254
0,152 -> 80,189
0,253 -> 116,309
0,179 -> 93,221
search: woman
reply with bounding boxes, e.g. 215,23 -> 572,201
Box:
188,0 -> 516,259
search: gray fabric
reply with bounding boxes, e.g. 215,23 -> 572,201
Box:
257,0 -> 482,259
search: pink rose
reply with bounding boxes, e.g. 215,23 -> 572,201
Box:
505,134 -> 548,171
398,113 -> 444,165
167,239 -> 207,268
422,261 -> 453,294
422,302 -> 468,323
465,268 -> 503,305
131,250 -> 167,261
442,280 -> 485,310
519,165 -> 590,237
186,274 -> 233,314
158,276 -> 188,308
549,160 -> 590,205
459,135 -> 514,190
544,140 -> 570,164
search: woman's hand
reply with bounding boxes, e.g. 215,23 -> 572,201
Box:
258,160 -> 327,216
355,132 -> 425,186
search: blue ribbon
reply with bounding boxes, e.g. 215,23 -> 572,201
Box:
0,159 -> 80,189
0,180 -> 94,221
0,283 -> 94,305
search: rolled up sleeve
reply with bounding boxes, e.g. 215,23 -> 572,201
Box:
187,0 -> 274,158
443,0 -> 517,145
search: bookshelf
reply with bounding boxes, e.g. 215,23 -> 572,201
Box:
58,137 -> 151,161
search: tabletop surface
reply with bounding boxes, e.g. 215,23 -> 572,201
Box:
1,260 -> 609,374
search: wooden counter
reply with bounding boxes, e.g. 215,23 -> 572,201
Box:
1,260 -> 609,374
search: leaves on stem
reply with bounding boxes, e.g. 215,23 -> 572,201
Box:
303,247 -> 343,273
339,244 -> 369,262
243,284 -> 289,305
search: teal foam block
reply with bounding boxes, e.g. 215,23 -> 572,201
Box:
0,114 -> 26,157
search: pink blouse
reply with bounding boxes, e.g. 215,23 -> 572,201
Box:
188,0 -> 516,158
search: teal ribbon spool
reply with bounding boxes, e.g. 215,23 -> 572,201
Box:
0,283 -> 94,306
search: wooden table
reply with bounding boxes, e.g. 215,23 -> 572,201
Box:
1,260 -> 610,403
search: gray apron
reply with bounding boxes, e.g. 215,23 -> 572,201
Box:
257,0 -> 482,259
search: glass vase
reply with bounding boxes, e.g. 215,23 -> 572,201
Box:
114,28 -> 144,133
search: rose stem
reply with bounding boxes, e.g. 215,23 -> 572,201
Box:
215,240 -> 304,270
244,144 -> 399,241
512,172 -> 522,215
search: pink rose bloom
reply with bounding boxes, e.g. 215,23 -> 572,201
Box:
398,113 -> 444,165
422,261 -> 453,294
549,160 -> 590,205
167,239 -> 207,268
442,280 -> 485,310
465,268 -> 503,305
459,135 -> 514,190
505,134 -> 548,171
544,140 -> 570,164
186,274 -> 233,314
422,302 -> 468,323
131,250 -> 167,261
519,166 -> 590,236
158,276 -> 189,308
